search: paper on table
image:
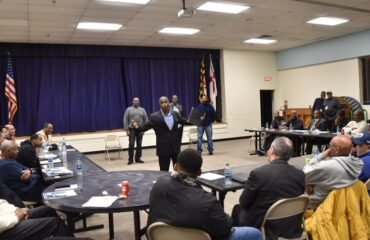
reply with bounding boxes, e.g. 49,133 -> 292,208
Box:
54,184 -> 78,191
66,149 -> 75,152
40,153 -> 58,159
199,172 -> 224,180
40,158 -> 62,165
43,190 -> 77,199
82,196 -> 118,208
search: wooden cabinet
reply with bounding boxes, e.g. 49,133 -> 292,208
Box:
283,108 -> 311,129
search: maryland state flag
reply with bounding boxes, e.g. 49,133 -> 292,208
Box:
199,57 -> 207,100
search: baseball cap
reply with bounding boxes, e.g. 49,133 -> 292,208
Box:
352,133 -> 370,145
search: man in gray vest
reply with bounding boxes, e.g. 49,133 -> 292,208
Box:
123,97 -> 148,165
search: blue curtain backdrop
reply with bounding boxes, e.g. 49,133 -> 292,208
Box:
0,43 -> 221,136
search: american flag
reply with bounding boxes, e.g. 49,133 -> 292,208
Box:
5,55 -> 17,123
209,54 -> 217,110
199,57 -> 207,100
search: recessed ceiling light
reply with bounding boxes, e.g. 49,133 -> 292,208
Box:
99,0 -> 150,4
159,27 -> 200,35
77,22 -> 122,31
307,17 -> 349,26
244,38 -> 277,44
197,1 -> 249,14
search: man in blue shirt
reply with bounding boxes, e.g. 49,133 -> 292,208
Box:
196,95 -> 216,156
0,140 -> 45,202
352,133 -> 370,182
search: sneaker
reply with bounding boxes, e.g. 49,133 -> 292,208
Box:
135,159 -> 144,163
256,149 -> 266,156
127,161 -> 133,165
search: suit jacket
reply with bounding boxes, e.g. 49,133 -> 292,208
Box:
308,118 -> 327,131
239,160 -> 305,239
139,111 -> 185,156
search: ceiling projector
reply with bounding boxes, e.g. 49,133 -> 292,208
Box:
177,8 -> 195,18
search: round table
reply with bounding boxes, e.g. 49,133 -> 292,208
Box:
43,170 -> 168,240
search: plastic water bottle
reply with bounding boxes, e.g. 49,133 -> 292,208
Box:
48,158 -> 54,168
289,123 -> 293,131
336,125 -> 340,135
224,163 -> 232,185
62,150 -> 67,167
312,146 -> 319,159
76,159 -> 83,192
62,138 -> 66,152
265,122 -> 269,130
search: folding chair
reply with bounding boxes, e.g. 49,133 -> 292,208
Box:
104,135 -> 122,161
188,127 -> 206,150
260,195 -> 310,240
147,222 -> 211,240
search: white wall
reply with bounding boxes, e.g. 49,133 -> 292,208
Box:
277,58 -> 361,109
221,49 -> 278,134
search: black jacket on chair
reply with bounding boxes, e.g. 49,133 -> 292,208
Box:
238,160 -> 305,239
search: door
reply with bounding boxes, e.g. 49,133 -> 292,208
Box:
260,90 -> 274,127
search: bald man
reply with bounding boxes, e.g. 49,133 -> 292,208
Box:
133,96 -> 188,171
0,140 -> 46,203
342,110 -> 367,136
303,135 -> 363,209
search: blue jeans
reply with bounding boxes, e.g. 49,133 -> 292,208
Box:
229,227 -> 263,240
197,125 -> 213,153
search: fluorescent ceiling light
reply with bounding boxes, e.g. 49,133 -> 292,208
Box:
244,38 -> 277,44
77,22 -> 122,30
197,1 -> 249,14
307,17 -> 349,26
159,27 -> 199,35
99,0 -> 150,4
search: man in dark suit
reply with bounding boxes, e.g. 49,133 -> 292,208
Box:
311,91 -> 326,116
281,110 -> 304,156
233,137 -> 305,240
305,110 -> 329,154
134,96 -> 187,171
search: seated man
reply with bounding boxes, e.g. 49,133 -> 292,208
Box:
303,135 -> 363,209
16,134 -> 43,170
342,110 -> 367,136
4,124 -> 16,141
36,122 -> 54,144
257,111 -> 285,156
0,140 -> 46,202
330,110 -> 348,133
305,110 -> 329,154
352,133 -> 370,182
234,137 -> 305,239
0,199 -> 74,239
148,148 -> 263,240
280,111 -> 304,156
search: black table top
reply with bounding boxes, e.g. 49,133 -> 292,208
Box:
197,169 -> 245,193
41,146 -> 106,182
43,170 -> 168,213
198,156 -> 306,191
245,128 -> 337,139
